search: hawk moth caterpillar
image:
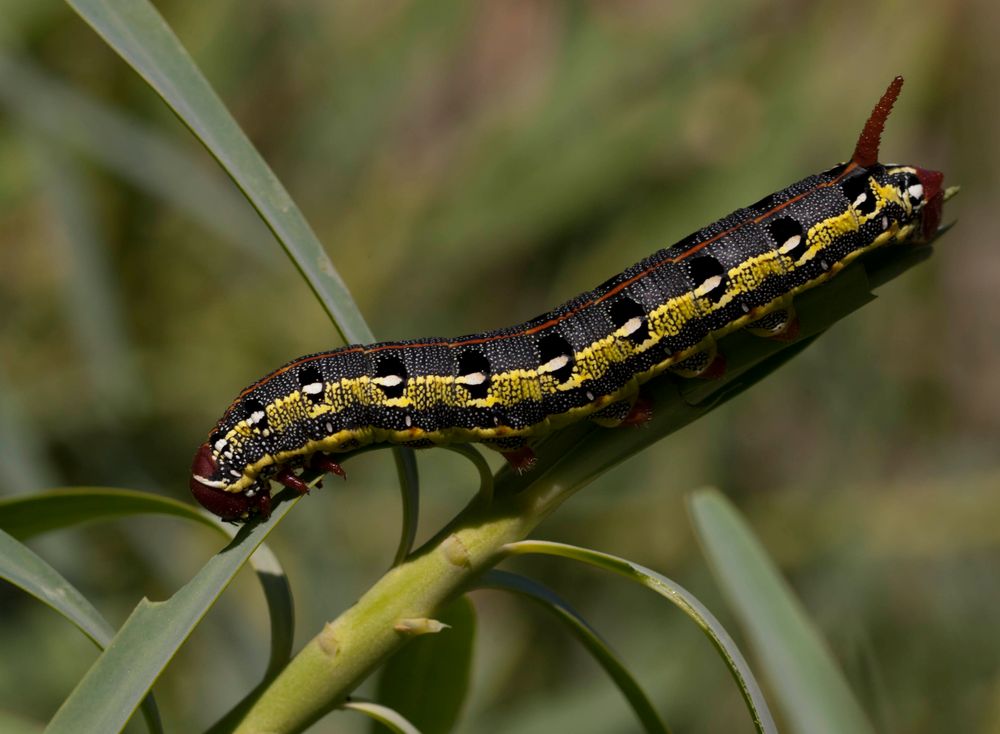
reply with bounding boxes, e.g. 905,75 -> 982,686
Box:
191,77 -> 945,522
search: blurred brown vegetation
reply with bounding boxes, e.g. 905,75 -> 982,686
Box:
0,0 -> 997,732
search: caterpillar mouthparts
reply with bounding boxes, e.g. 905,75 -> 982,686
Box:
190,443 -> 271,521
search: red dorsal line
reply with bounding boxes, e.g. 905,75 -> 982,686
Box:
852,76 -> 904,168
223,85 -> 900,409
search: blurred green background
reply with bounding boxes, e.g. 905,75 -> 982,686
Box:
1,0 -> 997,732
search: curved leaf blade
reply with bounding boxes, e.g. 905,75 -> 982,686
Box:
44,490 -> 301,734
0,528 -> 164,733
391,449 -> 421,567
478,570 -> 670,734
344,700 -> 422,734
0,527 -> 114,647
62,0 -> 371,344
0,487 -> 294,676
688,489 -> 875,734
0,487 -> 217,540
502,540 -> 777,734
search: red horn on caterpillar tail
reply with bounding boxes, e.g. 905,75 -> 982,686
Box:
852,75 -> 944,238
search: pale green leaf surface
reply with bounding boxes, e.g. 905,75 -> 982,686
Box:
44,490 -> 301,734
0,528 -> 164,733
0,487 -> 293,672
502,540 -> 777,734
373,597 -> 476,734
479,570 -> 670,734
689,489 -> 876,734
0,527 -> 114,647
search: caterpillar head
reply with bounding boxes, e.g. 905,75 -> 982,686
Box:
190,443 -> 271,522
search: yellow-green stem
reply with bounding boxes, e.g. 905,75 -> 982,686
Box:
234,480 -> 566,734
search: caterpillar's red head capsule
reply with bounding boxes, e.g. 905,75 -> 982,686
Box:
190,443 -> 270,522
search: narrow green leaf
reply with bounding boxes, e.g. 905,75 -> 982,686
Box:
0,488 -> 217,540
688,489 -> 876,734
373,597 -> 476,734
502,540 -> 777,734
391,449 -> 421,567
0,528 -> 163,733
62,0 -> 371,344
0,527 -> 114,646
0,487 -> 294,676
344,700 -> 422,734
478,570 -> 670,734
44,490 -> 302,734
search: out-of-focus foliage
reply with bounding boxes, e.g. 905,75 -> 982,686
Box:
0,1 -> 996,732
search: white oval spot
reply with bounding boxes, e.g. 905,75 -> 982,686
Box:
461,371 -> 486,385
882,216 -> 889,230
585,391 -> 595,401
778,234 -> 801,254
853,192 -> 868,208
696,275 -> 722,296
325,421 -> 334,433
908,183 -> 924,200
540,355 -> 570,373
214,438 -> 228,451
250,410 -> 265,425
620,316 -> 642,336
302,382 -> 323,395
376,374 -> 403,387
405,414 -> 413,427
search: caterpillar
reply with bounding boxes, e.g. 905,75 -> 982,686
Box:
191,77 -> 946,522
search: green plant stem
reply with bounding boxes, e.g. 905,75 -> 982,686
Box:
233,482 -> 565,734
